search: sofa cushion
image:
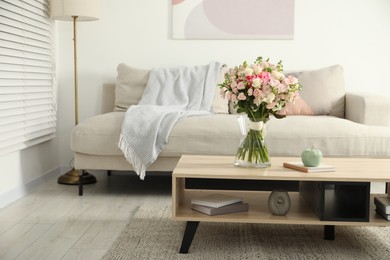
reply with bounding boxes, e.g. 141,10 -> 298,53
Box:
267,115 -> 390,157
71,113 -> 390,159
160,114 -> 241,156
71,112 -> 241,157
113,63 -> 229,114
71,112 -> 124,155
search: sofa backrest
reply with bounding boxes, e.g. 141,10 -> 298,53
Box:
108,63 -> 347,118
102,83 -> 116,113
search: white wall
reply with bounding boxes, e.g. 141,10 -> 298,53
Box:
55,0 -> 390,164
0,139 -> 60,208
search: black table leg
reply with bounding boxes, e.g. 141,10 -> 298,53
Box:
179,221 -> 200,254
324,225 -> 335,240
78,170 -> 83,196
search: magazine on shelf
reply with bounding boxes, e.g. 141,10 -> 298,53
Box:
283,162 -> 335,173
190,194 -> 243,208
374,196 -> 390,214
191,202 -> 249,216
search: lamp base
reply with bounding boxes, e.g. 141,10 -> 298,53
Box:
57,168 -> 97,185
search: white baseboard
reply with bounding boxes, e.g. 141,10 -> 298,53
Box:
0,167 -> 63,209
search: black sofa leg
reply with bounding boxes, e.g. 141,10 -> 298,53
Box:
107,170 -> 112,176
78,170 -> 84,196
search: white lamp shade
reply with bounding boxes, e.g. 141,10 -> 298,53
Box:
51,0 -> 100,21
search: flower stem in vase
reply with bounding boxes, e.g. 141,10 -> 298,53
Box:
234,118 -> 271,168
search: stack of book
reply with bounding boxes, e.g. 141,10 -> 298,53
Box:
374,196 -> 390,220
190,194 -> 249,216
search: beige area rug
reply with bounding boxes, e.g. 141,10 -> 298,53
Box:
103,205 -> 390,260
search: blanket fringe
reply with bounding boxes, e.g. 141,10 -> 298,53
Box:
118,134 -> 147,180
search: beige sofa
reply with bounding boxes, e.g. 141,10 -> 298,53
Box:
71,64 -> 390,181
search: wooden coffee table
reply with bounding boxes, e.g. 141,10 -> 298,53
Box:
172,155 -> 390,253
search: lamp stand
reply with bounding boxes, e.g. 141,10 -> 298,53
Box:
58,16 -> 96,185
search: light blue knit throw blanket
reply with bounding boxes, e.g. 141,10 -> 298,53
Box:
118,62 -> 221,179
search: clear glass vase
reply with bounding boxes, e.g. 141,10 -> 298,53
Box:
234,116 -> 271,168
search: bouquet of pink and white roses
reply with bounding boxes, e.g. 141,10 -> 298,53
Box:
219,56 -> 302,121
219,57 -> 302,167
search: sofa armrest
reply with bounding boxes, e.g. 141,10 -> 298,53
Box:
345,92 -> 390,126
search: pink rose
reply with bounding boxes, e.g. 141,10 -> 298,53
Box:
253,88 -> 261,97
262,85 -> 272,95
259,72 -> 271,84
237,93 -> 247,100
230,80 -> 237,88
237,82 -> 246,90
247,88 -> 253,96
276,82 -> 288,93
269,78 -> 280,87
284,75 -> 298,85
232,87 -> 239,94
226,91 -> 232,100
231,94 -> 237,102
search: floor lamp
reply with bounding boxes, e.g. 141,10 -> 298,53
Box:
51,0 -> 99,185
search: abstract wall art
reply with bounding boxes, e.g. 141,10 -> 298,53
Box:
172,0 -> 295,40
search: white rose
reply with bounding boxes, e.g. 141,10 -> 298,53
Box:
271,70 -> 284,80
265,92 -> 276,103
244,67 -> 254,76
254,65 -> 262,75
252,78 -> 261,88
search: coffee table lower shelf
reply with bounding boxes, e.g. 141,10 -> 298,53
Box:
172,190 -> 390,253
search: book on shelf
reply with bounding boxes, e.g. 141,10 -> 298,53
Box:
375,207 -> 390,221
374,196 -> 390,214
283,162 -> 335,173
191,202 -> 249,216
190,194 -> 243,208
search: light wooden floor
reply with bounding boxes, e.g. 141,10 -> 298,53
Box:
0,171 -> 172,260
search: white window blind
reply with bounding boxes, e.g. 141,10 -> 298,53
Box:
0,0 -> 56,156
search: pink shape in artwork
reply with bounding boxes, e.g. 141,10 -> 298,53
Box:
172,0 -> 185,5
201,0 -> 294,35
